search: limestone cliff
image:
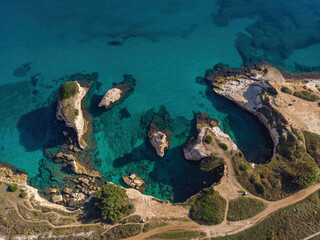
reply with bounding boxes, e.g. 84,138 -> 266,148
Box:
207,65 -> 289,158
56,81 -> 89,149
0,164 -> 28,185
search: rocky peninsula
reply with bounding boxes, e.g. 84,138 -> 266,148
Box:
205,63 -> 320,200
184,113 -> 237,161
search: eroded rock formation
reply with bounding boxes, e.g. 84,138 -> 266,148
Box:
56,81 -> 89,149
99,74 -> 136,109
148,123 -> 171,158
183,113 -> 237,161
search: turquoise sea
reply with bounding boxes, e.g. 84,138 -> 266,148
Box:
0,0 -> 320,201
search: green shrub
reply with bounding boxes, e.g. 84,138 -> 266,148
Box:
293,90 -> 320,102
59,81 -> 79,100
104,224 -> 141,239
74,109 -> 79,116
189,188 -> 226,225
204,135 -> 213,144
94,184 -> 131,224
227,197 -> 267,221
219,143 -> 228,151
281,86 -> 292,94
200,156 -> 224,171
239,165 -> 248,171
8,184 -> 18,192
20,190 -> 27,198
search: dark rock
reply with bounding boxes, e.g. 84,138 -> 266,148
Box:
13,62 -> 32,77
108,41 -> 123,46
119,108 -> 131,119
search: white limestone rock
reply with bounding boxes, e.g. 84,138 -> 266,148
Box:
99,87 -> 123,109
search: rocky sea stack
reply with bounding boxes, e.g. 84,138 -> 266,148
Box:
56,81 -> 89,149
148,123 -> 171,158
99,74 -> 136,109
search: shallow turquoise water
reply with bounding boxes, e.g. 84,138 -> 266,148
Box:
0,0 -> 319,201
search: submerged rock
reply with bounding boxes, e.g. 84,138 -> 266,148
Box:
56,81 -> 89,149
99,75 -> 136,109
13,61 -> 32,77
122,173 -> 145,193
69,160 -> 101,178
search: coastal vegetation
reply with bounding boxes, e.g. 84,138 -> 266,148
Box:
218,143 -> 228,151
103,224 -> 142,239
200,156 -> 224,172
94,183 -> 133,224
189,188 -> 226,225
147,230 -> 207,239
143,219 -> 168,232
227,197 -> 267,221
8,184 -> 18,192
59,81 -> 79,100
205,135 -> 213,144
280,86 -> 292,94
293,90 -> 320,102
214,190 -> 320,240
303,130 -> 320,167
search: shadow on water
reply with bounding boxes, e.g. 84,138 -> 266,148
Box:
17,102 -> 67,152
205,85 -> 274,163
112,119 -> 218,202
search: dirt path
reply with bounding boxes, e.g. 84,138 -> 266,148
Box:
126,149 -> 320,239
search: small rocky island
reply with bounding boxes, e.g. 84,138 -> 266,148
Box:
99,74 -> 136,109
56,81 -> 89,149
148,123 -> 171,157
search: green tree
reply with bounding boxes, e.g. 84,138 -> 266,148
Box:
95,184 -> 131,224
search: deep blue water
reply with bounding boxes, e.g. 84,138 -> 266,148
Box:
0,0 -> 320,201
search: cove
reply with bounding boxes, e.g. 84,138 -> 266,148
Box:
0,0 -> 316,202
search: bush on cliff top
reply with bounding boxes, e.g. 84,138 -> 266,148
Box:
204,135 -> 213,144
94,184 -> 132,224
293,90 -> 320,102
281,86 -> 292,94
60,81 -> 79,100
8,184 -> 18,192
189,188 -> 226,225
219,143 -> 228,151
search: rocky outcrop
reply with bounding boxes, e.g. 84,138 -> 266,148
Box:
54,151 -> 101,178
148,123 -> 171,158
0,163 -> 28,185
99,75 -> 136,109
69,160 -> 101,178
51,194 -> 63,203
99,88 -> 123,108
57,81 -> 89,149
149,131 -> 169,157
183,113 -> 237,161
122,173 -> 145,193
68,193 -> 86,207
